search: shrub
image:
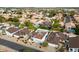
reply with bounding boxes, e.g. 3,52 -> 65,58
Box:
8,17 -> 19,22
0,16 -> 6,23
24,21 -> 36,30
74,28 -> 79,35
19,24 -> 25,29
42,42 -> 48,47
51,19 -> 61,28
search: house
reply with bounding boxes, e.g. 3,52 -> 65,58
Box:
19,17 -> 26,24
39,20 -> 52,29
52,13 -> 63,20
31,29 -> 49,44
65,21 -> 76,33
74,13 -> 79,22
46,32 -> 68,47
64,16 -> 75,24
6,27 -> 19,36
13,27 -> 30,39
69,36 -> 79,52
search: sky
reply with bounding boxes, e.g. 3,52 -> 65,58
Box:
0,0 -> 79,7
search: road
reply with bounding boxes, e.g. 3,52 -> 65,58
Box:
0,35 -> 56,52
0,35 -> 41,52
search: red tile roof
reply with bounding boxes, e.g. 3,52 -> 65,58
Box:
32,31 -> 47,39
7,27 -> 19,33
14,28 -> 30,36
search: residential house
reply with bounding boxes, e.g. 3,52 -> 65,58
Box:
74,13 -> 79,22
52,13 -> 63,20
46,32 -> 68,47
31,29 -> 49,44
39,20 -> 52,29
65,21 -> 76,33
64,16 -> 75,24
63,14 -> 76,32
19,17 -> 26,24
6,27 -> 19,36
13,27 -> 30,39
69,36 -> 79,52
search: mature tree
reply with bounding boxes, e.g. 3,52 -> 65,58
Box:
16,10 -> 22,15
60,28 -> 65,32
51,19 -> 61,28
47,10 -> 57,17
24,21 -> 36,30
0,16 -> 5,23
8,17 -> 20,26
68,11 -> 75,16
74,28 -> 79,35
39,25 -> 49,30
19,24 -> 25,29
8,17 -> 19,22
12,22 -> 20,26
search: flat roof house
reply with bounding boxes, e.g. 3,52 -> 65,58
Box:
69,36 -> 79,52
6,27 -> 19,36
13,27 -> 30,39
31,29 -> 49,44
46,32 -> 68,47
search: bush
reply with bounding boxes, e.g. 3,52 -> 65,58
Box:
74,28 -> 79,35
39,25 -> 49,30
42,42 -> 48,47
11,22 -> 20,26
8,17 -> 19,22
60,28 -> 64,32
24,21 -> 36,30
68,11 -> 75,16
47,10 -> 57,17
0,16 -> 6,23
51,20 -> 61,28
16,11 -> 22,14
19,24 -> 25,29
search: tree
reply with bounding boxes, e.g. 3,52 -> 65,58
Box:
68,11 -> 75,16
8,17 -> 19,22
8,17 -> 20,27
24,21 -> 36,30
41,42 -> 48,47
17,11 -> 22,14
39,25 -> 49,30
74,28 -> 79,35
16,10 -> 22,14
51,20 -> 61,28
60,28 -> 65,32
0,16 -> 5,23
12,22 -> 20,26
47,10 -> 57,17
19,24 -> 25,29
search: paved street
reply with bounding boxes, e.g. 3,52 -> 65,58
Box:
0,35 -> 56,52
0,38 -> 26,51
